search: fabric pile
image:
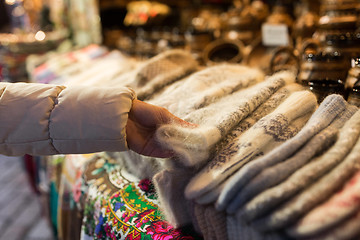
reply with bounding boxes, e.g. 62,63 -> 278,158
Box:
28,48 -> 360,240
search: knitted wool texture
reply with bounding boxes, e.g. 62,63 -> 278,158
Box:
216,94 -> 349,212
185,90 -> 317,200
149,64 -> 264,117
156,71 -> 297,168
193,83 -> 305,205
152,168 -> 195,228
116,49 -> 199,100
239,104 -> 358,221
288,167 -> 360,238
230,101 -> 357,215
252,111 -> 360,232
301,208 -> 360,240
193,204 -> 228,240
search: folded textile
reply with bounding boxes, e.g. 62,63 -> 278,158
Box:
287,165 -> 360,238
227,214 -> 287,240
240,106 -> 359,222
185,90 -> 317,200
156,71 -> 297,168
193,83 -> 304,205
152,168 -> 195,228
216,94 -> 349,212
300,208 -> 360,240
193,204 -> 228,240
149,64 -> 264,117
252,114 -> 360,231
117,49 -> 199,100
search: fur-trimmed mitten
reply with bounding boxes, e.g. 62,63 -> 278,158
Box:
156,71 -> 297,168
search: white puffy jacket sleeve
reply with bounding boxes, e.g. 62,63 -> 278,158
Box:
0,82 -> 136,156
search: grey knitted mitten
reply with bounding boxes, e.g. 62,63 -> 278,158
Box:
252,115 -> 360,231
216,94 -> 349,212
287,157 -> 360,238
240,106 -> 358,222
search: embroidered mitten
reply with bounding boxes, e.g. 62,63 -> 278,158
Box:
149,64 -> 264,117
240,106 -> 359,221
156,71 -> 297,168
287,167 -> 360,238
185,90 -> 317,200
193,83 -> 304,205
252,124 -> 360,231
216,94 -> 348,212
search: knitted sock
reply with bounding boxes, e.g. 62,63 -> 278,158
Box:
300,208 -> 360,240
240,108 -> 360,223
149,64 -> 264,117
287,168 -> 360,238
252,121 -> 360,232
185,90 -> 317,200
193,83 -> 304,205
216,94 -> 348,212
156,71 -> 296,168
122,49 -> 198,100
152,168 -> 195,228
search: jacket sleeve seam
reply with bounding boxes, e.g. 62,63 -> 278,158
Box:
48,86 -> 66,154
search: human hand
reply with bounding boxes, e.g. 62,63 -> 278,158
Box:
126,99 -> 194,158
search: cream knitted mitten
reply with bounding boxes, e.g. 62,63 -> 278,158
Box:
156,71 -> 297,168
252,117 -> 360,231
185,90 -> 317,200
149,64 -> 264,117
240,108 -> 360,222
119,49 -> 198,100
216,94 -> 348,212
193,83 -> 304,205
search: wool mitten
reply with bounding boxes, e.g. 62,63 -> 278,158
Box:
252,121 -> 360,232
229,126 -> 337,212
298,209 -> 360,240
216,94 -> 348,212
287,168 -> 360,238
193,83 -> 304,205
120,49 -> 198,100
185,90 -> 317,200
156,71 -> 298,169
149,64 -> 265,117
229,102 -> 356,213
240,108 -> 360,222
194,204 -> 213,240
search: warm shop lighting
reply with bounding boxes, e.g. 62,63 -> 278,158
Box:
5,0 -> 16,5
35,31 -> 46,41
